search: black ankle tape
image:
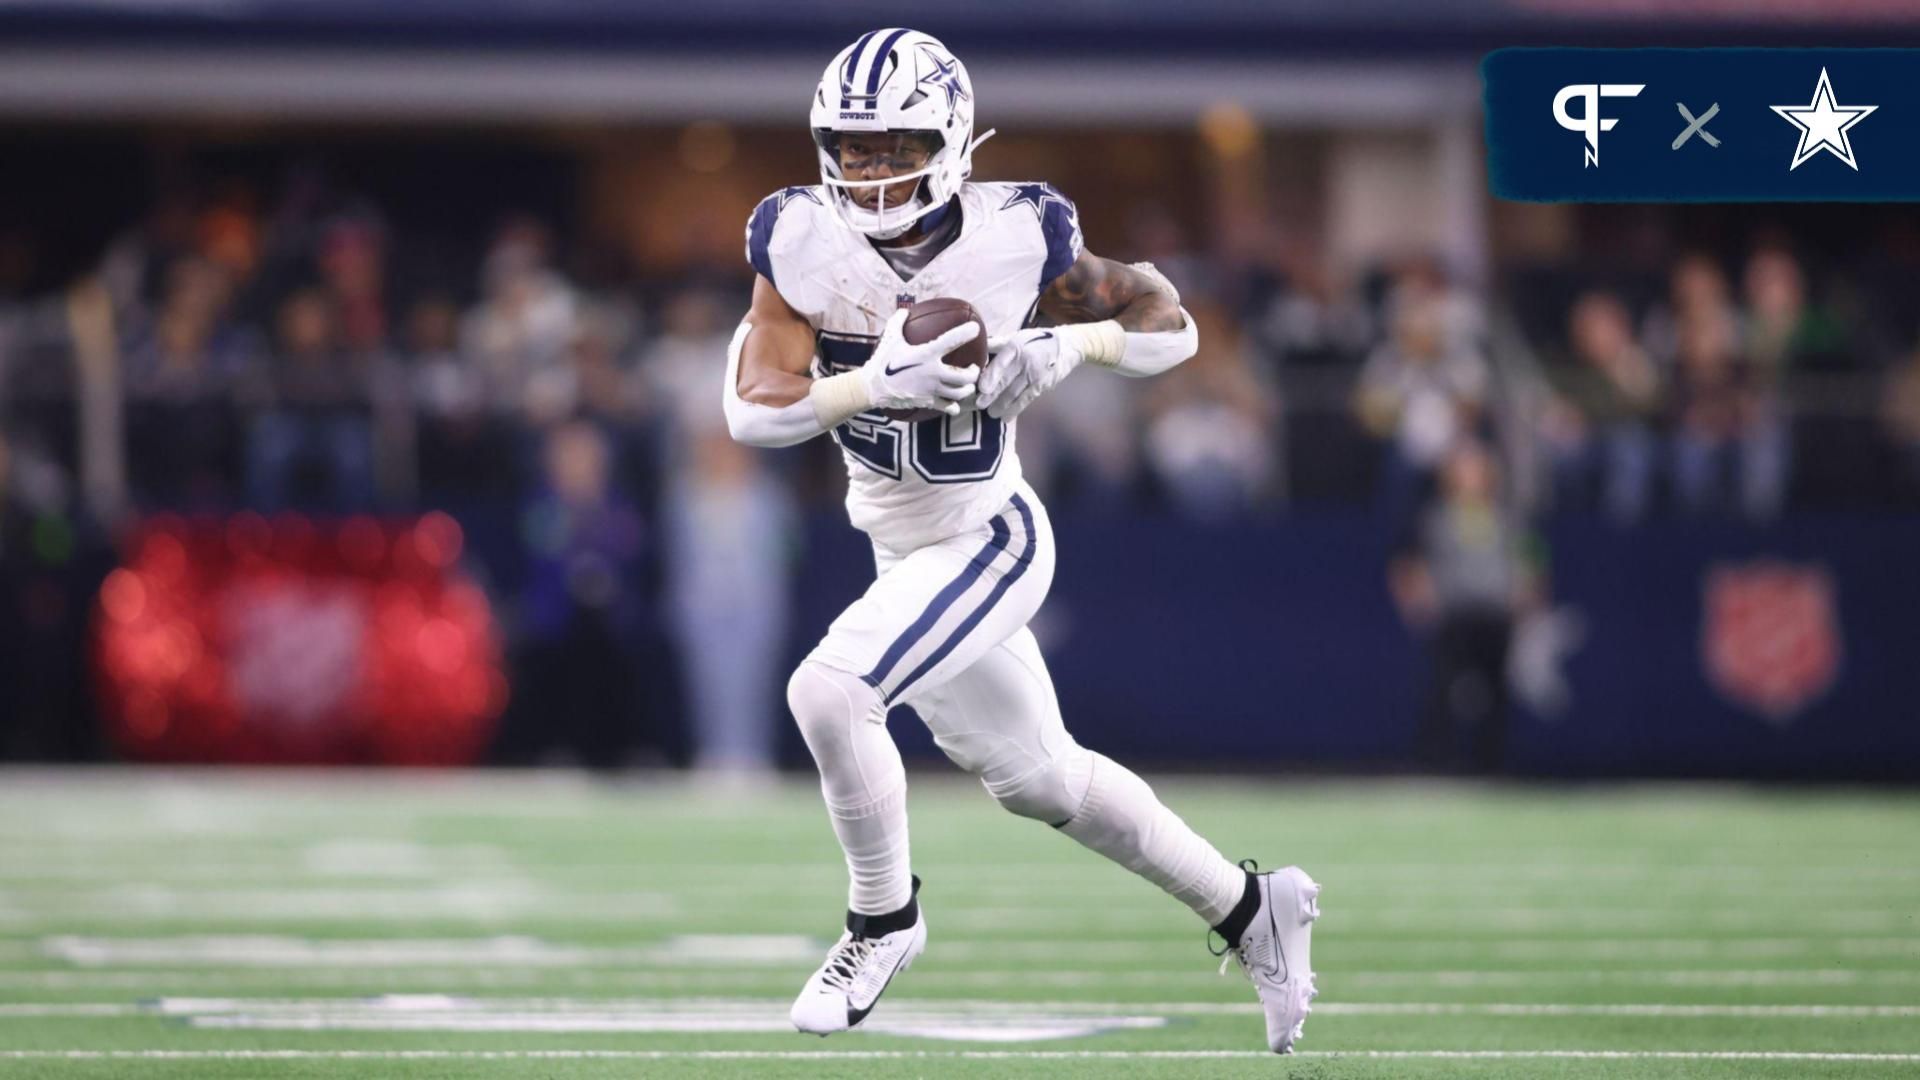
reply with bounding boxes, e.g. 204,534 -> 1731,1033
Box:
1212,869 -> 1261,948
847,874 -> 921,938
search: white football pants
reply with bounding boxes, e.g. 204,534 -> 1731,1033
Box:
788,481 -> 1245,925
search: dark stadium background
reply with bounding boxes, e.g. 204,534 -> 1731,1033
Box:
0,0 -> 1916,781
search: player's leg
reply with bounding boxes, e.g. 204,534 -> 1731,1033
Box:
786,489 -> 1050,1034
910,629 -> 1246,923
910,629 -> 1321,1054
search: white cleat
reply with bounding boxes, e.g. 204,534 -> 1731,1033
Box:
1218,864 -> 1320,1053
790,880 -> 927,1036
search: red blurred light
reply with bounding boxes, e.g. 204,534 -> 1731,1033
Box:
96,514 -> 504,766
225,512 -> 271,559
100,569 -> 147,624
338,516 -> 386,571
139,533 -> 188,585
412,511 -> 464,569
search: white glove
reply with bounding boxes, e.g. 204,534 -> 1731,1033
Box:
978,328 -> 1081,420
861,308 -> 981,418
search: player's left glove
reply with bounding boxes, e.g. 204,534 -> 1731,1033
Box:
976,262 -> 1192,420
977,328 -> 1079,421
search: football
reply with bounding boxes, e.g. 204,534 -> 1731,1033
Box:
881,297 -> 989,422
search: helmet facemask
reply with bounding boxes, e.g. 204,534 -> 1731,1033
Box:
813,129 -> 948,240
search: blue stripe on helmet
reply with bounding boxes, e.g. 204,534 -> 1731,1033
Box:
839,29 -> 880,109
865,28 -> 912,100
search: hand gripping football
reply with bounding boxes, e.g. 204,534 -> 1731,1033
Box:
881,297 -> 989,422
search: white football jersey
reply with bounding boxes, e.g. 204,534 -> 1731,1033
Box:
746,180 -> 1084,552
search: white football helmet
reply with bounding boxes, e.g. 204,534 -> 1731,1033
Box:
809,28 -> 994,239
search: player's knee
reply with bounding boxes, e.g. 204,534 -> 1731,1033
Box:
985,745 -> 1095,826
786,661 -> 879,752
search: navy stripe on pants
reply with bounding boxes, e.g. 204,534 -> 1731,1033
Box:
887,494 -> 1038,704
861,513 -> 1011,690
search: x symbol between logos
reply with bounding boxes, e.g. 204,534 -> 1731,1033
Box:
1673,102 -> 1721,149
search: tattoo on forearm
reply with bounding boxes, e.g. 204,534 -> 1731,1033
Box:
1042,255 -> 1184,332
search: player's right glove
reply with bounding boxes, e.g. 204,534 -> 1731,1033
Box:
865,308 -> 982,416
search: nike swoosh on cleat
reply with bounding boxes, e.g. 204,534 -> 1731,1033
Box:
845,954 -> 909,1028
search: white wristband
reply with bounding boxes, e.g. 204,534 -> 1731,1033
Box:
1056,309 -> 1197,377
1055,319 -> 1127,369
808,370 -> 873,428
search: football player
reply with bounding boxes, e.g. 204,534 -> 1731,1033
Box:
723,27 -> 1319,1053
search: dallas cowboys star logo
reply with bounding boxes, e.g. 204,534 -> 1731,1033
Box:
777,186 -> 822,209
918,51 -> 969,110
1000,183 -> 1069,220
1771,68 -> 1877,171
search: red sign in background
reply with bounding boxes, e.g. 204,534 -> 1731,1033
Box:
94,512 -> 506,765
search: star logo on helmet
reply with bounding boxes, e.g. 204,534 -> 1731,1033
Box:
919,52 -> 969,110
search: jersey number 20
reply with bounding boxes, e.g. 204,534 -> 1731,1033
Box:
819,334 -> 1005,483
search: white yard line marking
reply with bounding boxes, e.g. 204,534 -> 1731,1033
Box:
7,999 -> 1920,1020
1320,1003 -> 1920,1017
0,887 -> 677,923
3,1050 -> 1920,1062
1340,969 -> 1920,988
0,1004 -> 144,1017
37,933 -> 817,968
15,934 -> 1920,973
942,907 -> 1920,933
6,967 -> 1920,990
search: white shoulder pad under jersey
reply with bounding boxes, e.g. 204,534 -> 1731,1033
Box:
743,181 -> 1083,552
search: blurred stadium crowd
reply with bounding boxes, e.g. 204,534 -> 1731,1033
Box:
2,145 -> 1917,768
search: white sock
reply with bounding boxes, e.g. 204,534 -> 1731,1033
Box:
789,661 -> 914,916
824,780 -> 912,916
1058,751 -> 1246,925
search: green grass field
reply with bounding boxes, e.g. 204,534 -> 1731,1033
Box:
0,769 -> 1916,1078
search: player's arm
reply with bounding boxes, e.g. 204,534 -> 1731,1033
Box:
724,276 -> 980,447
978,253 -> 1198,419
1036,252 -> 1197,376
1040,252 -> 1186,335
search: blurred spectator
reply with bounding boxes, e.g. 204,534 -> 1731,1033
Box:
120,256 -> 255,507
1354,295 -> 1490,528
638,288 -> 792,773
409,293 -> 520,499
1743,245 -> 1849,373
1020,362 -> 1141,512
1389,440 -> 1540,774
409,293 -> 483,421
509,419 -> 671,768
1881,346 -> 1920,494
664,432 -> 793,775
1545,291 -> 1662,523
1644,252 -> 1739,375
317,213 -> 390,353
1124,203 -> 1212,304
1143,306 -> 1278,520
0,431 -> 101,760
243,288 -> 376,511
1249,255 -> 1372,369
463,218 -> 579,413
1667,309 -> 1790,521
635,288 -> 733,436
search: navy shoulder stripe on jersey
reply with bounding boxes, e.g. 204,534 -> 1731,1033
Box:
1037,187 -> 1083,290
745,192 -> 781,285
745,186 -> 823,288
